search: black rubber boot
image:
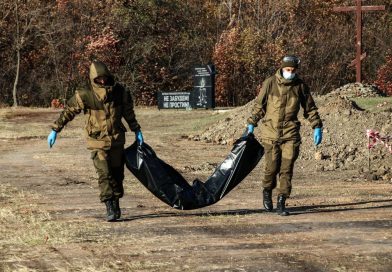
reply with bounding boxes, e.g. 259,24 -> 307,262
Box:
277,195 -> 289,216
105,200 -> 116,222
263,189 -> 273,212
113,198 -> 121,220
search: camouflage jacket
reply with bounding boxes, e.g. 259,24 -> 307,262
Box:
51,62 -> 140,150
247,69 -> 322,142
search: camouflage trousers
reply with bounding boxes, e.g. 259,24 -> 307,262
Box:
91,146 -> 125,202
261,140 -> 300,197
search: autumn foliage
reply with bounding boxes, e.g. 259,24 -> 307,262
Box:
50,98 -> 64,109
0,0 -> 391,107
374,53 -> 392,96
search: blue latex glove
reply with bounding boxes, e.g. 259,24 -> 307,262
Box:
48,130 -> 57,148
135,130 -> 144,145
247,124 -> 254,134
313,127 -> 322,146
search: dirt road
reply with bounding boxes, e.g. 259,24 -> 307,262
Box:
1,107 -> 391,272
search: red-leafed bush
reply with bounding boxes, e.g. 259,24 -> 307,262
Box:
51,99 -> 64,109
56,0 -> 69,11
374,54 -> 392,96
74,27 -> 121,77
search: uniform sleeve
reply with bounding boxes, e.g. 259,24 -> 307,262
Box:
247,80 -> 269,127
51,91 -> 84,132
300,84 -> 323,129
122,86 -> 141,132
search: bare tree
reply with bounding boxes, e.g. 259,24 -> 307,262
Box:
12,0 -> 20,107
11,0 -> 47,107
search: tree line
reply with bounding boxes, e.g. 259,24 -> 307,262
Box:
0,0 -> 391,107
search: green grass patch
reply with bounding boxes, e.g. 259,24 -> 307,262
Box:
352,97 -> 392,112
180,110 -> 230,133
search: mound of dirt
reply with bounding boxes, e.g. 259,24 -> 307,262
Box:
192,85 -> 392,179
193,102 -> 255,145
326,83 -> 384,98
317,95 -> 364,115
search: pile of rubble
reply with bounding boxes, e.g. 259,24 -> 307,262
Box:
189,83 -> 392,180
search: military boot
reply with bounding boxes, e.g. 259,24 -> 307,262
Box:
262,189 -> 273,212
113,198 -> 121,220
277,195 -> 289,216
104,200 -> 116,222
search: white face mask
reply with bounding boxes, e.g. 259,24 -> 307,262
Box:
282,70 -> 295,80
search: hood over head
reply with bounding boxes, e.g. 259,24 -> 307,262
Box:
89,61 -> 115,100
89,61 -> 114,88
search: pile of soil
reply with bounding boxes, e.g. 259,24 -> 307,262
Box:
327,83 -> 385,98
318,95 -> 364,114
191,84 -> 392,180
188,102 -> 255,145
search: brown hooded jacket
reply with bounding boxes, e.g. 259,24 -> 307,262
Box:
247,69 -> 322,142
52,61 -> 140,150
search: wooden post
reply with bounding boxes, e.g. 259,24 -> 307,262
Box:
368,136 -> 371,173
355,0 -> 362,83
333,1 -> 385,83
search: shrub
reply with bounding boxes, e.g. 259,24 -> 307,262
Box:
374,54 -> 392,96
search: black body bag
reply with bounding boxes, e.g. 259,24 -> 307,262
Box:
124,135 -> 263,210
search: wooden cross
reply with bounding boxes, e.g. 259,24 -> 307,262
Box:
333,0 -> 385,83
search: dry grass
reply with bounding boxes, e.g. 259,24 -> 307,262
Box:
0,107 -> 229,141
0,183 -> 160,271
0,107 -> 84,140
0,183 -> 129,248
1,184 -> 69,246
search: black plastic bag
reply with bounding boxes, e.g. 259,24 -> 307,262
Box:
124,135 -> 264,210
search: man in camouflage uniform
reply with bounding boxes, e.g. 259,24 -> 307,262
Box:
47,61 -> 143,222
247,55 -> 323,216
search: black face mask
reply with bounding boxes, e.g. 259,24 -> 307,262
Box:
94,76 -> 114,86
